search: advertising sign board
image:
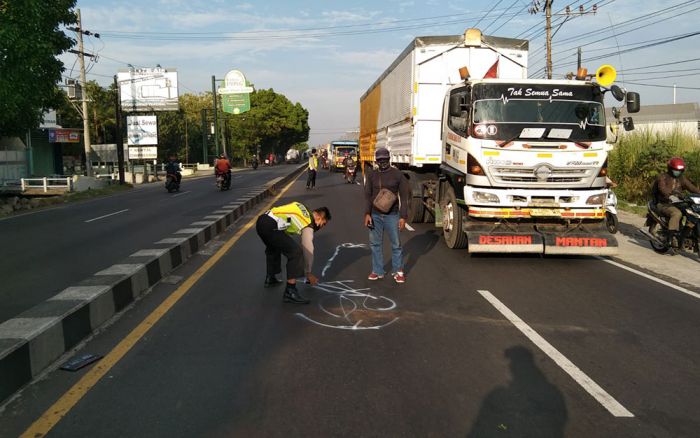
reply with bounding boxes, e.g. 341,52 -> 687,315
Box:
128,146 -> 158,160
48,129 -> 81,143
118,67 -> 179,112
127,115 -> 158,145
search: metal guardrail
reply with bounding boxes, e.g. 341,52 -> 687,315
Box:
20,177 -> 73,193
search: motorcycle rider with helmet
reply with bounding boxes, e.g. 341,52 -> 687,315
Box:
652,157 -> 700,248
215,154 -> 232,187
165,154 -> 182,184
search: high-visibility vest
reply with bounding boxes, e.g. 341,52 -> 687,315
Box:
269,202 -> 312,235
309,155 -> 318,170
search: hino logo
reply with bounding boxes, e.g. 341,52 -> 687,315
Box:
534,165 -> 552,181
578,118 -> 590,130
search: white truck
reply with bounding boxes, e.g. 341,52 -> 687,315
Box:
360,29 -> 639,255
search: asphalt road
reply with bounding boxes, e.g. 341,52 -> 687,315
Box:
2,169 -> 699,437
0,165 -> 299,324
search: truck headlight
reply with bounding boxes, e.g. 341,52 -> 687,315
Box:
473,191 -> 500,203
586,193 -> 606,205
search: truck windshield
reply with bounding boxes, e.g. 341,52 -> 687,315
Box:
471,83 -> 607,141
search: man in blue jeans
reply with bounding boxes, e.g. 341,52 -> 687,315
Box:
363,147 -> 411,283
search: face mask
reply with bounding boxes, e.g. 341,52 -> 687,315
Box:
672,170 -> 683,178
378,160 -> 390,171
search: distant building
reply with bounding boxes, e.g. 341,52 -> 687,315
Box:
607,103 -> 700,140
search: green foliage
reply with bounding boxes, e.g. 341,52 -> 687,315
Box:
0,0 -> 77,136
609,127 -> 700,204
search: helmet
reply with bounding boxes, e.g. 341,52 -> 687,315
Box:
375,147 -> 390,161
219,154 -> 225,159
668,157 -> 685,172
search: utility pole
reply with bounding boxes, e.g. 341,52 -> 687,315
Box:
530,2 -> 598,79
529,0 -> 554,79
75,9 -> 93,176
113,75 -> 125,184
211,76 -> 219,159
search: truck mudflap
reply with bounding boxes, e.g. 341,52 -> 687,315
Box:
463,222 -> 618,255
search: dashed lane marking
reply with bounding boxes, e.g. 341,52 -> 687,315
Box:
84,209 -> 129,223
477,289 -> 634,418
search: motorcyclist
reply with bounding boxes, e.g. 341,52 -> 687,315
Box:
165,154 -> 182,184
343,152 -> 356,183
215,154 -> 232,186
652,157 -> 700,247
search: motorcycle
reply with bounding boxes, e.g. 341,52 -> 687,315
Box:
639,194 -> 700,256
165,172 -> 180,193
605,189 -> 619,234
251,158 -> 259,170
215,171 -> 231,191
345,162 -> 357,184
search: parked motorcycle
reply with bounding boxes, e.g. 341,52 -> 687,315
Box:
605,189 -> 619,234
639,194 -> 700,256
215,171 -> 231,191
165,172 -> 180,193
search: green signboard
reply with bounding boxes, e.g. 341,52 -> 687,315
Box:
222,93 -> 250,114
218,70 -> 253,114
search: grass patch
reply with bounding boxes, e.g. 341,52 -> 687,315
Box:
62,183 -> 133,203
617,199 -> 647,217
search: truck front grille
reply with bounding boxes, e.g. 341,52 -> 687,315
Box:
491,166 -> 590,184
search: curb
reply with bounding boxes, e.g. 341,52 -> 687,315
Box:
0,165 -> 305,404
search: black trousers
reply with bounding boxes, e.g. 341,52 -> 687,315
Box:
255,214 -> 304,280
306,169 -> 317,188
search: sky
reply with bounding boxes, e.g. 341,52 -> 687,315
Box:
66,0 -> 700,147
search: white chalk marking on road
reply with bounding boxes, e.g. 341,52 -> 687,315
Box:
595,256 -> 700,301
84,209 -> 129,223
321,243 -> 368,277
477,289 -> 634,418
355,181 -> 361,185
405,224 -> 415,232
171,191 -> 191,198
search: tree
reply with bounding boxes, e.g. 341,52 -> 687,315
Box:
0,0 -> 76,136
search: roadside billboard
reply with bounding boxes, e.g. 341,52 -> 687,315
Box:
127,115 -> 158,146
118,67 -> 179,112
128,146 -> 158,160
48,129 -> 81,143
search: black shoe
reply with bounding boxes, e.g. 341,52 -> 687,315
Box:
283,285 -> 310,304
264,275 -> 282,287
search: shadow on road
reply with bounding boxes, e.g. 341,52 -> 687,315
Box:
401,229 -> 440,275
467,346 -> 568,438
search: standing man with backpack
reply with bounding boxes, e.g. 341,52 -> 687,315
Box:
363,147 -> 411,283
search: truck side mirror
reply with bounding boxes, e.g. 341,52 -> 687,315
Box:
449,98 -> 461,116
623,117 -> 635,131
626,92 -> 640,113
610,85 -> 625,102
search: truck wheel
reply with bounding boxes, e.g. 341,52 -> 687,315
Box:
441,185 -> 467,249
407,175 -> 425,224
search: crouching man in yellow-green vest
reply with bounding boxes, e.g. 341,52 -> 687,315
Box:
255,202 -> 331,304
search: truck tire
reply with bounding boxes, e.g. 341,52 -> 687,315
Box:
441,185 -> 467,249
407,174 -> 425,224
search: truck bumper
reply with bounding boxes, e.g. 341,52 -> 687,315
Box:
463,221 -> 617,255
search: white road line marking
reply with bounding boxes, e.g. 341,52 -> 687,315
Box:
595,257 -> 700,300
405,224 -> 415,232
84,209 -> 129,223
172,191 -> 191,198
477,289 -> 634,418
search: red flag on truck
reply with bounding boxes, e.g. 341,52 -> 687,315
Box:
484,58 -> 499,79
